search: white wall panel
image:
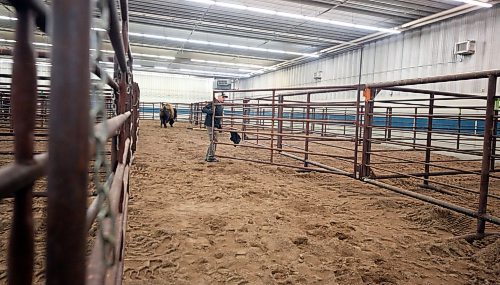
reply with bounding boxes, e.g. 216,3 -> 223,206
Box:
127,71 -> 214,103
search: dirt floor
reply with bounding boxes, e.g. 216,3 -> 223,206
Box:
122,121 -> 499,285
0,120 -> 499,284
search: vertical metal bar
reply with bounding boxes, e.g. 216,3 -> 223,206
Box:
384,107 -> 389,140
8,6 -> 35,285
277,94 -> 284,150
302,107 -> 306,131
118,75 -> 127,163
256,100 -> 260,145
354,46 -> 364,178
270,91 -> 276,163
311,107 -> 316,133
387,107 -> 393,141
242,99 -> 249,140
304,93 -> 311,167
477,76 -> 497,234
361,89 -> 375,178
343,108 -> 347,135
423,93 -> 435,186
490,109 -> 498,171
47,0 -> 90,283
354,90 -> 362,178
230,104 -> 234,128
457,108 -> 462,150
290,107 -> 294,132
321,107 -> 326,137
413,107 -> 418,149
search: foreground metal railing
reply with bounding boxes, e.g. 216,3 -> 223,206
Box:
0,0 -> 140,284
192,70 -> 500,236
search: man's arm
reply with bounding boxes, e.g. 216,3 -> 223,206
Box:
202,103 -> 213,114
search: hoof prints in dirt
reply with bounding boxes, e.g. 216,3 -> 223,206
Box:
405,206 -> 473,235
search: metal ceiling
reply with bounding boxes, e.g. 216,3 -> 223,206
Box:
0,0 -> 495,78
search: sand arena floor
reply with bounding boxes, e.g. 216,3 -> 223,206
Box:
0,120 -> 498,284
122,121 -> 499,285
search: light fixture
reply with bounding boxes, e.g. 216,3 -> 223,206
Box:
0,16 -> 17,21
129,32 -> 319,57
186,0 -> 401,34
179,68 -> 250,77
33,42 -> 51,47
134,52 -> 175,60
191,58 -> 265,69
450,0 -> 492,7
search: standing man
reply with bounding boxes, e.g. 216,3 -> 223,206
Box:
202,93 -> 227,162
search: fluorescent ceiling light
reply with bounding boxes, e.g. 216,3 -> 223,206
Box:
238,68 -> 257,73
129,32 -> 319,57
33,42 -> 51,47
36,62 -> 51,66
179,68 -> 249,77
191,59 -> 264,69
134,52 -> 175,60
154,66 -> 169,70
450,0 -> 492,7
186,0 -> 401,34
0,16 -> 17,21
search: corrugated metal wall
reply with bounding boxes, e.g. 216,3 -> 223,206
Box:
238,6 -> 500,100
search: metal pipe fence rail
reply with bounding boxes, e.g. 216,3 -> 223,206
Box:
189,70 -> 500,236
0,84 -> 116,138
0,0 -> 140,285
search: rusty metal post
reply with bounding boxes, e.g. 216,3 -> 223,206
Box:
321,107 -> 326,137
117,74 -> 128,163
46,0 -> 90,283
423,93 -> 435,186
230,104 -> 235,128
477,76 -> 497,234
290,107 -> 295,132
361,89 -> 375,178
354,87 -> 362,178
304,93 -> 311,167
387,107 -> 393,141
7,5 -> 36,284
131,83 -> 139,153
270,91 -> 276,163
413,107 -> 418,149
490,109 -> 498,171
457,108 -> 462,150
343,108 -> 347,136
311,107 -> 316,133
277,94 -> 284,150
242,99 -> 250,140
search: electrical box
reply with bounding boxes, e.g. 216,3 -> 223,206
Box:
454,40 -> 476,55
214,79 -> 232,90
314,71 -> 323,81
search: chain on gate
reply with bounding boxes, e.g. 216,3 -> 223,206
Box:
90,0 -> 117,267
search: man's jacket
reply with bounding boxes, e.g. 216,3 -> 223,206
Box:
202,102 -> 223,128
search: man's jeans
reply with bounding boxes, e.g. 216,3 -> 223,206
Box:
206,127 -> 219,160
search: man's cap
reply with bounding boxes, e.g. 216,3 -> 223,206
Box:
219,93 -> 229,98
